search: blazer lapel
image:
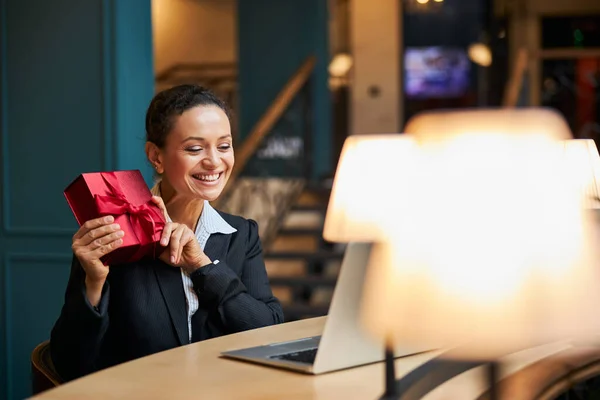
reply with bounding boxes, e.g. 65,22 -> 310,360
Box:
203,233 -> 231,264
153,260 -> 188,346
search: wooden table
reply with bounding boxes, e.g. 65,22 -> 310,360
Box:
30,317 -> 600,400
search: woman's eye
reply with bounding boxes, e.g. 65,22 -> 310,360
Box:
186,146 -> 202,152
218,144 -> 232,151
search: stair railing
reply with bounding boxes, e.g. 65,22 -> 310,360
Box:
214,56 -> 316,208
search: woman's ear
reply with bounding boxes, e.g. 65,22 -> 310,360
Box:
145,142 -> 164,174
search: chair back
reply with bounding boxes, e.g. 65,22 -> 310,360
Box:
31,340 -> 62,395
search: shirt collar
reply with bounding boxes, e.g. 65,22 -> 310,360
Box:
199,200 -> 237,235
151,181 -> 237,235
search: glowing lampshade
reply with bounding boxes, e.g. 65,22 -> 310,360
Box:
404,108 -> 572,143
323,134 -> 418,242
560,139 -> 600,209
359,109 -> 600,359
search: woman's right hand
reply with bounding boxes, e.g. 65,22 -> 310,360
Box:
71,215 -> 124,306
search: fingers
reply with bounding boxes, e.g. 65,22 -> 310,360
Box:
170,226 -> 197,265
88,229 -> 125,250
151,196 -> 169,221
72,215 -> 125,266
151,196 -> 173,247
73,215 -> 114,240
76,222 -> 122,247
84,236 -> 124,260
160,222 -> 177,247
157,224 -> 202,268
169,225 -> 185,264
179,229 -> 196,265
72,231 -> 124,262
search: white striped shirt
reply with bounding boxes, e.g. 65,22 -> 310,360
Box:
180,200 -> 236,342
150,184 -> 236,342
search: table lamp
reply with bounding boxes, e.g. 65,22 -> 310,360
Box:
353,110 -> 600,399
559,139 -> 600,209
323,134 -> 418,243
323,134 -> 425,398
403,107 -> 573,142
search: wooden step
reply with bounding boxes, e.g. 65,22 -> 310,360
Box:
272,287 -> 293,303
296,188 -> 330,207
264,251 -> 345,261
282,212 -> 323,230
277,227 -> 324,236
290,204 -> 328,212
269,275 -> 338,287
269,235 -> 319,252
265,259 -> 306,277
310,288 -> 335,305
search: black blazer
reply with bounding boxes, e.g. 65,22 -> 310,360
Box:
50,212 -> 284,382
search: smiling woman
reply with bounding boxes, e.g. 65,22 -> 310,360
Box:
145,85 -> 235,226
49,84 -> 284,382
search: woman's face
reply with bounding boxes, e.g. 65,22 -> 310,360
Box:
157,105 -> 234,202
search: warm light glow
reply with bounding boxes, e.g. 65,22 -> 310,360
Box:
404,108 -> 573,143
468,43 -> 492,67
434,0 -> 444,2
379,135 -> 584,301
323,134 -> 418,242
328,53 -> 353,78
416,0 -> 429,4
559,139 -> 600,208
358,108 -> 600,359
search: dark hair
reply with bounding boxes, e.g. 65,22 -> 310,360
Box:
145,84 -> 231,148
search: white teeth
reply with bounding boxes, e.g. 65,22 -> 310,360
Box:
194,173 -> 220,182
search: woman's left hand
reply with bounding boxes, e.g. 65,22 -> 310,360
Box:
151,196 -> 212,273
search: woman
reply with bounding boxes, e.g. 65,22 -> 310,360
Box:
50,84 -> 284,382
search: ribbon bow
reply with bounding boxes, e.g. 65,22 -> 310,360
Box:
93,172 -> 165,259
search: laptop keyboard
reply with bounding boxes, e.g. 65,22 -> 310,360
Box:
270,348 -> 318,364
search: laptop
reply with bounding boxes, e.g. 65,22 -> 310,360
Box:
220,242 -> 431,374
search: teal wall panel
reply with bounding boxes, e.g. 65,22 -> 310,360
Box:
4,255 -> 71,400
237,0 -> 332,179
0,251 -> 5,400
112,0 -> 155,184
3,0 -> 105,234
0,1 -> 154,399
1,1 -> 7,396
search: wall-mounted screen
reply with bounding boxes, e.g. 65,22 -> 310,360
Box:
405,47 -> 471,99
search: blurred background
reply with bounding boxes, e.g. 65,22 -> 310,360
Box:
1,0 -> 599,398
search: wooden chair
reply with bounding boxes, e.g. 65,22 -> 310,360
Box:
31,340 -> 63,395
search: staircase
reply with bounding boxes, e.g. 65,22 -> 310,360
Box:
264,182 -> 346,322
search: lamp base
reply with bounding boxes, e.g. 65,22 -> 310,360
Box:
379,345 -> 399,400
486,360 -> 501,400
379,394 -> 401,400
379,344 -> 500,400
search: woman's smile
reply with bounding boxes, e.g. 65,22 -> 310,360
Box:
191,172 -> 223,186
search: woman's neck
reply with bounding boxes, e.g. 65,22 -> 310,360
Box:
158,180 -> 204,232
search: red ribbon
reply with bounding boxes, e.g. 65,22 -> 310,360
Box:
93,172 -> 164,258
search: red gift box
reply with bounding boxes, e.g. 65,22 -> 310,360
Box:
64,170 -> 166,265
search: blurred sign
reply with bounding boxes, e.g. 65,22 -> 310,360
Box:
242,95 -> 309,178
